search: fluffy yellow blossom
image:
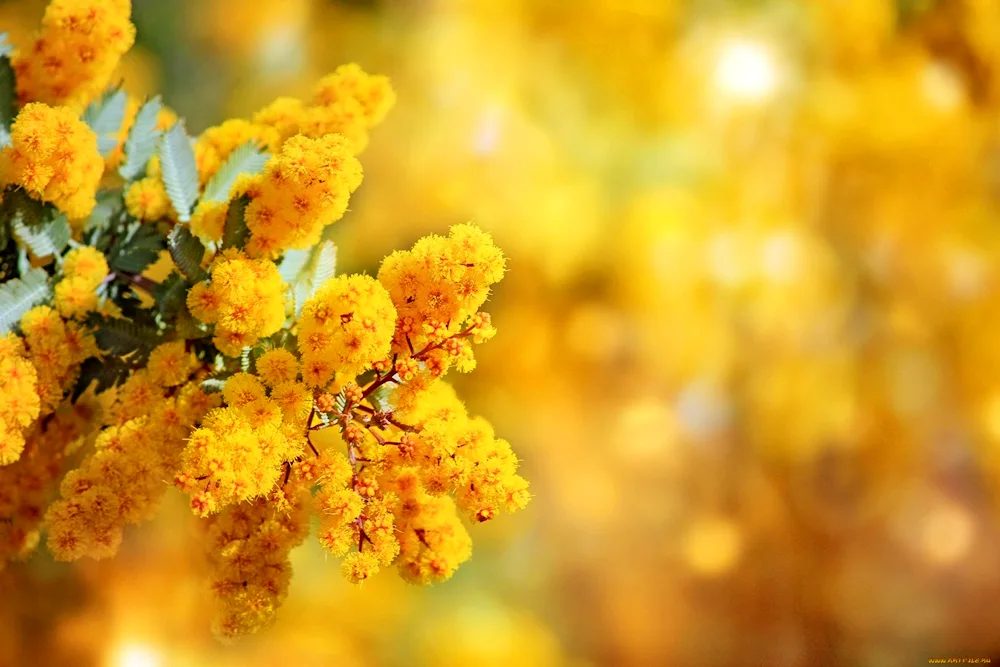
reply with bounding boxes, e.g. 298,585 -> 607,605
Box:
53,245 -> 109,319
146,340 -> 198,387
62,246 -> 109,285
11,0 -> 135,109
189,199 -> 229,243
18,306 -> 95,416
0,334 -> 41,465
0,10 -> 522,639
54,277 -> 99,319
311,63 -> 397,128
297,274 -> 397,385
187,250 -> 287,356
378,223 -> 505,370
243,134 -> 363,257
176,373 -> 304,516
201,489 -> 309,640
124,176 -> 170,221
46,377 -> 216,561
0,103 -> 103,218
249,65 -> 395,153
251,97 -> 306,143
254,348 -> 299,387
0,392 -> 103,566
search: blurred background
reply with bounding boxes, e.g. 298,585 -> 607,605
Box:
6,0 -> 1000,665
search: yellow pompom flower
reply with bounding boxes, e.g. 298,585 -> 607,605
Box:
54,245 -> 109,319
297,274 -> 397,385
187,250 -> 287,357
378,223 -> 506,358
54,276 -> 99,319
0,103 -> 103,218
0,334 -> 41,466
244,134 -> 363,258
146,341 -> 198,387
255,349 -> 299,387
62,246 -> 108,285
251,97 -> 306,143
124,177 -> 170,221
189,199 -> 229,243
311,63 -> 397,128
11,0 -> 135,109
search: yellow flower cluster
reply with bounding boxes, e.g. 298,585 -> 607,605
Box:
18,305 -> 95,418
253,63 -> 396,154
187,250 -> 287,356
296,274 -> 397,386
46,344 -> 215,561
0,103 -> 103,219
0,0 -> 525,637
378,223 -> 505,373
0,334 -> 41,465
308,375 -> 528,585
0,391 -> 102,567
11,0 -> 135,109
54,246 -> 109,319
202,487 -> 309,640
242,134 -> 363,257
124,175 -> 171,221
175,372 -> 309,516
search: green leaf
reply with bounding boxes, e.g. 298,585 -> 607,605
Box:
84,190 -> 120,233
312,241 -> 337,287
0,268 -> 51,333
91,314 -> 160,357
278,248 -> 310,284
159,122 -> 199,222
13,214 -> 70,259
240,346 -> 254,373
72,356 -> 132,400
153,271 -> 187,320
119,96 -> 163,181
290,240 -> 337,317
0,189 -> 49,230
0,54 -> 14,147
168,225 -> 207,282
82,87 -> 128,157
222,196 -> 249,250
109,222 -> 164,274
200,377 -> 227,394
201,141 -> 269,203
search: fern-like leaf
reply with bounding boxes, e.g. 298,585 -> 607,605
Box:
72,356 -> 133,400
83,87 -> 128,157
159,122 -> 199,222
202,141 -> 269,203
91,315 -> 160,357
222,196 -> 250,250
168,225 -> 207,282
109,222 -> 165,274
291,240 -> 337,317
278,248 -> 310,284
119,96 -> 163,181
0,54 -> 14,147
200,377 -> 227,394
0,268 -> 51,333
13,214 -> 70,258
